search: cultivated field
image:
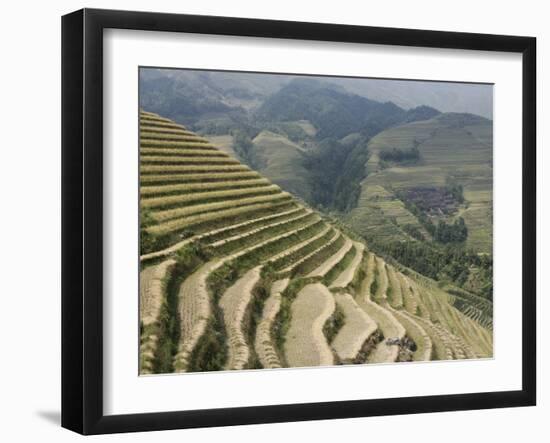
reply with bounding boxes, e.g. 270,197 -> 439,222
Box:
348,113 -> 493,252
249,130 -> 313,202
139,110 -> 493,374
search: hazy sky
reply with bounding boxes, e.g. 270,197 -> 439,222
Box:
141,67 -> 493,119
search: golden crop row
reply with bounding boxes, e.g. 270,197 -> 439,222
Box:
150,192 -> 292,224
139,126 -> 196,137
140,170 -> 261,184
140,148 -> 226,157
140,140 -> 214,149
140,178 -> 271,196
142,184 -> 281,210
140,131 -> 208,142
141,164 -> 250,174
140,155 -> 239,165
147,196 -> 293,236
139,118 -> 187,131
139,111 -> 180,124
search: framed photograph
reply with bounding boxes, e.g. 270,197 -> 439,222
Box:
61,8 -> 536,435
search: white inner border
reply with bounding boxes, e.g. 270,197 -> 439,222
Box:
103,29 -> 523,416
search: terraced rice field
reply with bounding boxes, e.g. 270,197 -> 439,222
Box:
220,267 -> 262,370
139,259 -> 176,373
284,283 -> 336,367
308,237 -> 353,278
329,242 -> 364,289
331,292 -> 377,362
138,110 -> 493,374
254,279 -> 289,369
348,114 -> 493,253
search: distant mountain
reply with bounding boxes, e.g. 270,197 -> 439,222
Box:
140,69 -> 492,127
332,78 -> 493,119
139,67 -> 494,302
256,78 -> 440,139
251,79 -> 442,211
139,69 -> 492,252
139,69 -> 290,125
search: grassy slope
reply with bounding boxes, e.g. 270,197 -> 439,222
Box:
294,120 -> 317,137
202,134 -> 237,158
249,130 -> 314,202
348,113 -> 492,252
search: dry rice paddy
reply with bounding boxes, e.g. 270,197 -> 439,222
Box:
138,110 -> 493,374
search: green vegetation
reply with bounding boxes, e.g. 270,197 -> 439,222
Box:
370,238 -> 492,300
153,243 -> 210,373
222,220 -> 326,273
292,234 -> 345,277
446,180 -> 465,204
263,121 -> 311,143
433,217 -> 468,243
323,246 -> 357,286
231,129 -> 255,164
333,138 -> 371,211
258,79 -> 415,139
141,200 -> 297,255
270,228 -> 335,272
244,273 -> 275,368
370,267 -> 379,297
348,184 -> 428,244
349,252 -> 368,295
305,137 -> 372,212
202,207 -> 304,244
323,304 -> 346,343
379,146 -> 420,164
140,208 -> 157,255
187,316 -> 227,372
212,215 -> 320,256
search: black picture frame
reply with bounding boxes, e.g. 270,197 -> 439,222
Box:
61,8 -> 537,435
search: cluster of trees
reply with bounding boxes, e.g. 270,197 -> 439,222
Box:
432,217 -> 468,243
305,138 -> 354,209
140,208 -> 178,255
230,129 -> 255,165
379,146 -> 420,163
398,190 -> 468,244
402,223 -> 425,241
369,239 -> 493,300
140,209 -> 156,255
332,138 -> 371,211
445,181 -> 465,203
305,136 -> 370,212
